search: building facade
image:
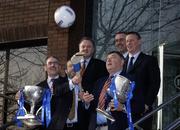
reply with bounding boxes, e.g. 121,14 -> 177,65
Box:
0,0 -> 179,129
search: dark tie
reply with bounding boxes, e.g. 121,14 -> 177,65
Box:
68,89 -> 76,120
127,56 -> 134,73
80,60 -> 86,76
98,77 -> 111,110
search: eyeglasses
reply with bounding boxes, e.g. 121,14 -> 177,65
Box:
47,61 -> 59,65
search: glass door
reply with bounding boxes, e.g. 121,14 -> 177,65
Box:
157,41 -> 180,129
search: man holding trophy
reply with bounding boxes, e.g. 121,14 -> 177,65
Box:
73,37 -> 108,130
84,51 -> 129,130
16,56 -> 81,130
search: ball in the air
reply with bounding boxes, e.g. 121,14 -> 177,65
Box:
54,5 -> 76,28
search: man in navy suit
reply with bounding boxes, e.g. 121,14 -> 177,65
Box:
124,32 -> 161,130
83,51 -> 128,130
66,37 -> 108,130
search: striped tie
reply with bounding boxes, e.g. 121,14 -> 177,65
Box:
98,77 -> 111,110
50,79 -> 55,94
80,60 -> 86,76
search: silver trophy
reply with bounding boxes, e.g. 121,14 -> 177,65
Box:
96,75 -> 131,122
17,85 -> 45,127
71,52 -> 85,92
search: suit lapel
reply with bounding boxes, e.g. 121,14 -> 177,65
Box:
133,52 -> 144,70
124,52 -> 144,73
123,56 -> 129,73
82,58 -> 92,76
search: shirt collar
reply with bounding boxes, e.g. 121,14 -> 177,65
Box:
128,51 -> 141,62
47,75 -> 59,83
123,52 -> 128,58
110,69 -> 122,77
80,57 -> 91,67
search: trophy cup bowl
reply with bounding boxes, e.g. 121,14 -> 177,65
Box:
107,75 -> 131,103
17,85 -> 45,127
96,75 -> 131,122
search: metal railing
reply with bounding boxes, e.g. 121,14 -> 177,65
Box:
133,93 -> 180,130
0,92 -> 180,130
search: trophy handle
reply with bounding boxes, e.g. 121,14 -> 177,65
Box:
36,106 -> 42,116
23,107 -> 28,115
96,108 -> 115,122
76,72 -> 84,92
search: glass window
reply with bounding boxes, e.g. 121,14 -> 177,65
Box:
0,45 -> 47,127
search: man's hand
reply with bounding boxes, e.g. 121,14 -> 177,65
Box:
109,99 -> 125,111
15,91 -> 20,101
144,104 -> 149,113
72,74 -> 82,85
82,91 -> 94,103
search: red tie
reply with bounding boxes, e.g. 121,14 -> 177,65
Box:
80,60 -> 86,76
98,77 -> 111,110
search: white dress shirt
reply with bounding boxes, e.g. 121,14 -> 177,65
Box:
66,78 -> 79,123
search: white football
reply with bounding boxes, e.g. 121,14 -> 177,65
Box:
54,5 -> 76,28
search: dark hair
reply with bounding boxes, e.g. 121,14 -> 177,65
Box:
45,55 -> 60,64
115,31 -> 127,35
126,31 -> 141,39
79,36 -> 95,48
79,36 -> 96,57
107,51 -> 125,60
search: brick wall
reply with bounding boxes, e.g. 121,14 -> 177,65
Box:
0,0 -> 49,42
0,0 -> 72,67
0,0 -> 89,69
47,0 -> 70,67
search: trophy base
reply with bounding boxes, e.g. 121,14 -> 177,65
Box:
17,114 -> 42,127
96,108 -> 115,122
22,119 -> 42,127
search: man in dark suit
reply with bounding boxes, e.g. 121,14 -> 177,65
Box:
15,56 -> 81,130
84,51 -> 128,130
124,32 -> 161,130
35,56 -> 80,130
74,37 -> 108,130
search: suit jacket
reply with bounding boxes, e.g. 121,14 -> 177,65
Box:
37,76 -> 73,130
123,52 -> 160,116
78,58 -> 108,130
82,58 -> 109,93
89,73 -> 128,130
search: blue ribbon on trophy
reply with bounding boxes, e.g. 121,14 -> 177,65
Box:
109,76 -> 119,109
126,81 -> 135,130
15,90 -> 26,127
42,88 -> 52,127
73,62 -> 81,72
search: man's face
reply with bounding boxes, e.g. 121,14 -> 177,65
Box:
44,57 -> 60,77
106,53 -> 124,74
79,40 -> 94,59
126,34 -> 141,55
115,33 -> 127,53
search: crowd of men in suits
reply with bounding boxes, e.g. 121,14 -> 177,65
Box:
16,31 -> 160,130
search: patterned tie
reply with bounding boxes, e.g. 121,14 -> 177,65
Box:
80,60 -> 86,76
127,56 -> 134,73
68,89 -> 76,120
50,79 -> 55,94
98,77 -> 112,110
